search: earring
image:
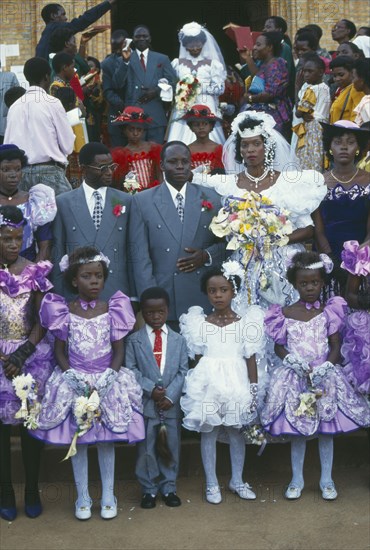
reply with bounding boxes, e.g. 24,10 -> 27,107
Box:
356,150 -> 360,156
329,149 -> 333,155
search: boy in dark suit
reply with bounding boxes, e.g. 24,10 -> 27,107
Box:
125,287 -> 188,508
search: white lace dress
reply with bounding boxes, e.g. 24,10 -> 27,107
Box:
179,305 -> 265,432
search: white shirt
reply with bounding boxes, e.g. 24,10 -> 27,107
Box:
145,323 -> 168,375
82,181 -> 108,217
165,180 -> 187,208
138,48 -> 149,67
4,86 -> 75,164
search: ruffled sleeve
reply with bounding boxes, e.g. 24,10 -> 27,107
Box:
324,296 -> 348,335
28,184 -> 57,227
341,240 -> 370,276
206,59 -> 226,96
241,305 -> 266,358
1,261 -> 53,296
108,291 -> 136,341
265,171 -> 327,229
39,293 -> 70,341
179,306 -> 206,359
264,304 -> 288,345
191,172 -> 239,196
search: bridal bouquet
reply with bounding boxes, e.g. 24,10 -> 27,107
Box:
12,373 -> 41,429
174,74 -> 200,111
210,191 -> 293,269
62,389 -> 101,461
123,171 -> 141,194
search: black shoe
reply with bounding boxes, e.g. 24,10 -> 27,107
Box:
140,494 -> 156,509
162,492 -> 181,507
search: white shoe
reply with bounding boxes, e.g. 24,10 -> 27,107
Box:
75,499 -> 92,520
229,482 -> 256,500
206,486 -> 222,504
284,484 -> 302,500
101,497 -> 118,519
320,483 -> 337,501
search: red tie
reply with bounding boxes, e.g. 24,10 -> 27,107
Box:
153,329 -> 162,368
140,53 -> 146,71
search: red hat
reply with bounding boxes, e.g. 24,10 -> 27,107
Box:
111,106 -> 153,126
181,104 -> 222,124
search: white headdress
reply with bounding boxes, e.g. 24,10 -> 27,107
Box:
178,21 -> 226,70
221,260 -> 245,293
222,110 -> 299,174
59,253 -> 111,272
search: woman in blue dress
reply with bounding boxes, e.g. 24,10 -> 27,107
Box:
313,120 -> 370,296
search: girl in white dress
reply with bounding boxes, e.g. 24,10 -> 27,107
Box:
180,261 -> 265,504
168,22 -> 226,145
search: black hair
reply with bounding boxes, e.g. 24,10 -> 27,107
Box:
286,251 -> 326,285
4,86 -> 26,109
265,16 -> 287,34
63,246 -> 109,294
181,31 -> 207,47
23,57 -> 51,85
357,26 -> 370,37
323,127 -> 368,161
303,24 -> 323,41
79,142 -> 110,165
200,267 -> 241,294
329,55 -> 354,72
353,58 -> 370,89
360,121 -> 370,131
187,119 -> 216,131
140,286 -> 170,307
337,41 -> 363,58
301,52 -> 325,72
341,19 -> 357,40
51,52 -> 74,74
0,145 -> 28,167
54,86 -> 76,111
261,31 -> 283,57
49,27 -> 75,53
133,25 -> 151,35
295,31 -> 318,51
41,3 -> 62,23
111,29 -> 129,41
234,117 -> 276,164
87,56 -> 101,71
160,141 -> 190,161
0,205 -> 26,226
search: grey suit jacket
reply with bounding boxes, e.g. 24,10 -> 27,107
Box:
112,50 -> 177,128
125,325 -> 189,419
52,185 -> 133,300
129,182 -> 226,321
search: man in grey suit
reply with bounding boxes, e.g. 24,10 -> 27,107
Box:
52,142 -> 133,300
125,287 -> 188,508
112,25 -> 177,144
129,141 -> 226,329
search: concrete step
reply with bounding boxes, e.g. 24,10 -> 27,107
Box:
10,428 -> 369,483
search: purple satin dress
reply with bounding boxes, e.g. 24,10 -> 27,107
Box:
260,297 -> 370,436
0,262 -> 54,424
33,292 -> 145,444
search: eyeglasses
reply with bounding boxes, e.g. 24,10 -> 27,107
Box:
85,163 -> 119,174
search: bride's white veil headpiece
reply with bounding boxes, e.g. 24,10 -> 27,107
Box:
178,22 -> 226,70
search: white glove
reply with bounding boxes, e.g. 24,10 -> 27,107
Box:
94,369 -> 117,400
283,354 -> 311,378
310,361 -> 335,388
249,383 -> 258,414
63,369 -> 89,396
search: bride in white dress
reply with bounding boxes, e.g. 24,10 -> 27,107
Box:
168,22 -> 226,145
192,111 -> 327,310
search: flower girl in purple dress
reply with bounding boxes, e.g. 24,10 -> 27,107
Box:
260,251 -> 370,501
0,206 -> 53,521
33,246 -> 145,520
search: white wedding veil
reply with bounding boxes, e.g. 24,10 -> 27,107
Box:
178,21 -> 226,69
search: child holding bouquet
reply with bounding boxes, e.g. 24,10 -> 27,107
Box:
260,251 -> 370,500
33,246 -> 144,520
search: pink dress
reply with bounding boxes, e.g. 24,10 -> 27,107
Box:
33,292 -> 145,444
260,297 -> 370,437
0,262 -> 54,424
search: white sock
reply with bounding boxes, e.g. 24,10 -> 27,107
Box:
227,427 -> 246,487
71,445 -> 91,507
201,427 -> 220,489
97,442 -> 116,507
290,437 -> 306,489
318,434 -> 334,488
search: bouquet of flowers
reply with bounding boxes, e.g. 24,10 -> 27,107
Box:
62,389 -> 101,461
12,373 -> 41,430
123,171 -> 141,194
174,74 -> 200,112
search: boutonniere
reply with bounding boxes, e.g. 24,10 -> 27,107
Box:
112,199 -> 126,217
157,63 -> 162,68
201,199 -> 213,212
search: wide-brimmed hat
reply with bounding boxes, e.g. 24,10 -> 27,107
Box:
0,143 -> 27,163
181,104 -> 222,124
111,106 -> 152,126
320,119 -> 370,138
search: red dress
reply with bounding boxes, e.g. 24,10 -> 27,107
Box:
190,144 -> 224,172
112,144 -> 162,191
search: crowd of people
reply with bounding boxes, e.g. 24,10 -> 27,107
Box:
0,0 -> 369,525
